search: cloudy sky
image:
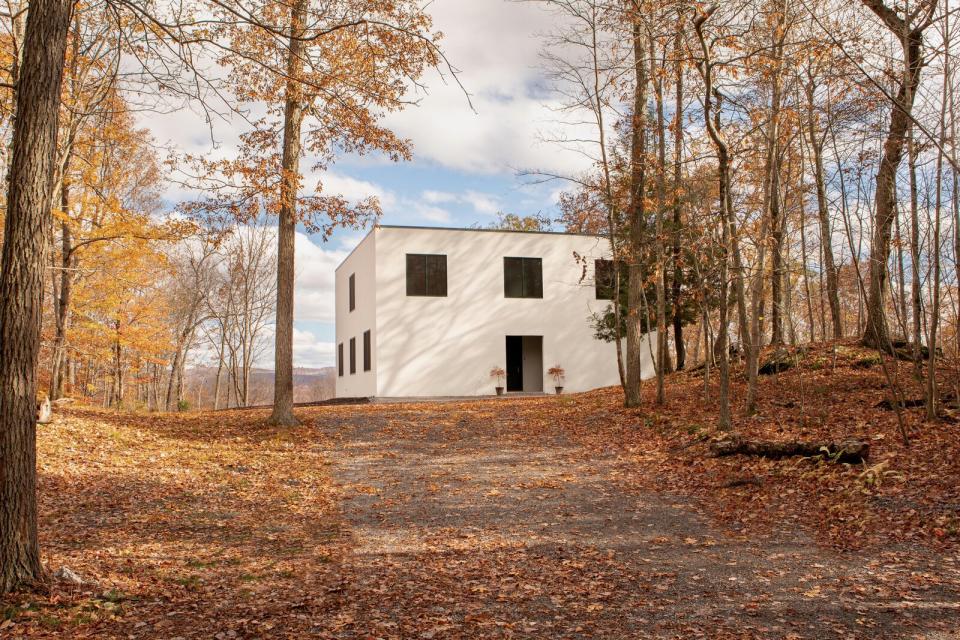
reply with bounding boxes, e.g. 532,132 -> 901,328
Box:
148,0 -> 591,368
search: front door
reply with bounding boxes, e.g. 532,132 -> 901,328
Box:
521,336 -> 544,392
506,336 -> 523,391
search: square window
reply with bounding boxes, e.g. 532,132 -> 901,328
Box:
406,254 -> 447,296
504,257 -> 543,298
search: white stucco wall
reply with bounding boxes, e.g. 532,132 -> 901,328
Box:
334,232 -> 377,398
366,226 -> 655,397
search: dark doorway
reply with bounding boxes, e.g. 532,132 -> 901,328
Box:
506,336 -> 523,391
506,335 -> 544,392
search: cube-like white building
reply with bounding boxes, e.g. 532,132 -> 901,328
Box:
334,225 -> 654,399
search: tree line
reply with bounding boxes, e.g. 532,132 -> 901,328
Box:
0,0 -> 449,593
0,0 -> 956,598
533,0 -> 955,431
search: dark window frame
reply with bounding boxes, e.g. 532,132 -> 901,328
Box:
363,330 -> 371,372
503,257 -> 543,299
348,273 -> 356,312
349,337 -> 356,375
338,343 -> 344,377
406,253 -> 448,297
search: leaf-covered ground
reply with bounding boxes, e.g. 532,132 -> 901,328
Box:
4,340 -> 960,638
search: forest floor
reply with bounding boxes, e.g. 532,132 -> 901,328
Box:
3,340 -> 960,638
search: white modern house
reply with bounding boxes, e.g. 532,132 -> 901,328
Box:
334,225 -> 655,399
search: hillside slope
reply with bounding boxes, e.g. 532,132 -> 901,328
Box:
550,340 -> 960,550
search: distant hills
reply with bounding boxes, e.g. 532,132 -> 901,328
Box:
183,366 -> 336,410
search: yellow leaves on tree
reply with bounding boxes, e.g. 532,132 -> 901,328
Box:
182,0 -> 444,236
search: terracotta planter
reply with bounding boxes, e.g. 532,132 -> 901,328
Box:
555,386 -> 564,395
495,387 -> 504,396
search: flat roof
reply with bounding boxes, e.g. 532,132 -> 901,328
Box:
334,224 -> 607,272
377,224 -> 605,238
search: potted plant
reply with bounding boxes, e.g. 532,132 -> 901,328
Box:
548,365 -> 565,394
490,366 -> 506,395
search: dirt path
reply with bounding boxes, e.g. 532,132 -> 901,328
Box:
313,404 -> 960,639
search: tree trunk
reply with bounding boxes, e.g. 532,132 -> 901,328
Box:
612,259 -> 626,390
113,329 -> 124,408
166,341 -> 184,411
671,25 -> 685,371
907,127 -> 923,376
805,79 -> 842,339
831,116 -> 867,331
799,171 -> 816,342
768,123 -> 785,347
0,0 -> 74,594
893,211 -> 908,338
50,177 -> 73,400
625,16 -> 648,409
765,4 -> 788,347
652,37 -> 668,404
862,0 -> 932,349
175,327 -> 192,409
270,0 -> 307,426
711,436 -> 869,464
927,12 -> 949,419
213,333 -> 225,411
694,7 -> 735,430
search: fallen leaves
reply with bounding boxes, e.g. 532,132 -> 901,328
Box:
2,407 -> 342,638
4,342 -> 960,638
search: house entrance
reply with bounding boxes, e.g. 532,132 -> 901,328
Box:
505,336 -> 543,392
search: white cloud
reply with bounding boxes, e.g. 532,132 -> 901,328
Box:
412,204 -> 453,223
463,190 -> 500,215
144,0 -> 595,209
422,189 -> 458,204
381,0 -> 594,177
292,329 -> 335,368
336,231 -> 368,252
414,189 -> 501,218
244,326 -> 335,369
294,231 -> 349,324
310,171 -> 398,210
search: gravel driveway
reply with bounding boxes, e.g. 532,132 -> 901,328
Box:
313,401 -> 960,639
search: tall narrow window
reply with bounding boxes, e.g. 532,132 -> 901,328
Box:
363,330 -> 371,371
406,254 -> 447,296
349,337 -> 356,375
594,259 -> 626,300
338,343 -> 344,377
348,273 -> 356,311
595,259 -> 614,300
504,257 -> 543,298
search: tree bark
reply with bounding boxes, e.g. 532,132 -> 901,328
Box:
710,436 -> 869,464
50,176 -> 73,400
766,24 -> 786,347
0,0 -> 74,594
625,16 -> 648,409
270,0 -> 307,426
927,10 -> 950,419
694,6 -> 736,430
861,0 -> 935,349
113,329 -> 124,408
671,24 -> 685,371
652,36 -> 669,404
804,75 -> 842,339
907,126 -> 922,376
166,338 -> 184,411
213,332 -> 225,411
